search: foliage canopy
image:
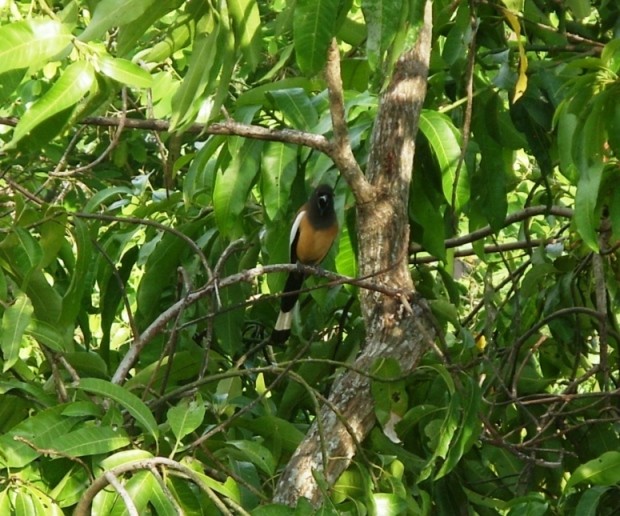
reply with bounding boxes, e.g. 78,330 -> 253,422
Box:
0,0 -> 620,513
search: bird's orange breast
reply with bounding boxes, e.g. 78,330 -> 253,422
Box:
295,214 -> 338,265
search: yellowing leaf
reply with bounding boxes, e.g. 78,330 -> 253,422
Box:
503,8 -> 528,102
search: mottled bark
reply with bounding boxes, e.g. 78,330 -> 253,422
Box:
273,1 -> 436,506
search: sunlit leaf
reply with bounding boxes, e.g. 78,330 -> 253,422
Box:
7,61 -> 94,149
567,451 -> 620,490
78,0 -> 158,42
0,19 -> 72,74
95,55 -> 153,88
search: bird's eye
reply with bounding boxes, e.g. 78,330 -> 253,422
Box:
318,194 -> 328,208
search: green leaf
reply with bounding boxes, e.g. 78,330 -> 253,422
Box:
227,440 -> 276,476
60,218 -> 93,329
76,378 -> 159,441
95,55 -> 153,88
0,406 -> 73,467
213,139 -> 262,237
371,493 -> 407,515
26,318 -> 69,352
335,216 -> 357,278
0,227 -> 43,283
567,451 -> 620,490
293,0 -> 340,76
136,219 -> 205,325
0,19 -> 72,74
362,0 -> 403,71
39,215 -> 67,268
78,0 -> 158,42
574,161 -> 603,251
7,61 -> 95,149
1,292 -> 33,372
170,25 -> 222,132
436,377 -> 481,479
419,110 -> 468,211
82,186 -> 134,213
268,88 -> 319,130
573,486 -> 609,516
167,396 -> 206,444
0,68 -> 27,101
261,142 -> 298,220
116,0 -> 184,57
46,425 -> 131,456
227,0 -> 262,70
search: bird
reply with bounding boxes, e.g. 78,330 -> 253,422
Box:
271,184 -> 339,344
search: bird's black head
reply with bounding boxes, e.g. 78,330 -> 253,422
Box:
313,184 -> 334,216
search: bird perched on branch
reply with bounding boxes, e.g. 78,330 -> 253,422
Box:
271,184 -> 338,344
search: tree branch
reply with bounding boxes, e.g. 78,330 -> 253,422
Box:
411,205 -> 574,254
110,262 -> 404,385
0,115 -> 333,156
325,39 -> 374,204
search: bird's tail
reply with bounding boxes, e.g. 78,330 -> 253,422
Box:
271,271 -> 304,344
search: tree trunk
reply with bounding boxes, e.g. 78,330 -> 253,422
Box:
273,1 -> 435,506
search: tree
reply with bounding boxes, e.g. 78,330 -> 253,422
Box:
0,0 -> 619,514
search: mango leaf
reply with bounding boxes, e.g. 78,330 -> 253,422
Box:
78,0 -> 157,42
0,406 -> 72,467
0,68 -> 27,101
566,451 -> 620,490
335,216 -> 358,278
76,378 -> 159,441
7,61 -> 95,149
573,487 -> 610,516
502,8 -> 528,102
227,440 -> 276,476
44,425 -> 131,456
26,318 -> 68,352
1,292 -> 33,372
60,218 -> 93,328
227,0 -> 262,70
136,219 -> 204,325
0,19 -> 72,74
116,1 -> 184,57
167,396 -> 206,445
261,142 -> 298,220
436,377 -> 481,479
213,138 -> 262,237
362,0 -> 403,71
268,88 -> 318,130
95,54 -> 153,88
419,110 -> 468,211
371,493 -> 407,515
0,227 -> 43,283
574,161 -> 603,251
169,25 -> 222,132
39,214 -> 67,268
293,0 -> 340,76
